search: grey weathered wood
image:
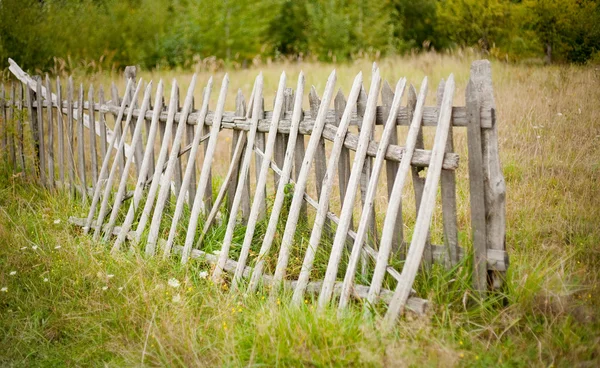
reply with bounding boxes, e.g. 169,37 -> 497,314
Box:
98,86 -> 108,164
56,78 -> 64,183
83,79 -> 133,234
290,72 -> 363,306
293,103 -> 307,219
26,83 -> 40,181
228,89 -> 251,221
273,88 -> 291,188
35,78 -> 47,186
145,85 -> 155,182
204,74 -> 263,272
1,84 -> 5,158
112,81 -> 165,253
384,74 -> 456,327
8,82 -> 16,170
269,70 -> 336,297
88,84 -> 98,188
163,78 -> 214,258
246,73 -> 305,294
179,75 -> 228,260
382,81 -> 403,252
356,84 -> 377,248
103,82 -> 153,241
317,69 -> 380,310
172,86 -> 183,198
439,79 -> 459,267
470,60 -> 506,290
16,83 -> 25,173
309,87 -> 328,201
338,77 -> 407,310
185,100 -> 197,206
77,83 -> 87,201
253,96 -> 266,221
407,84 -> 430,264
145,77 -> 197,256
229,72 -> 287,289
132,82 -> 178,244
363,77 -> 428,313
125,67 -> 144,176
466,79 -> 488,293
92,81 -> 144,240
334,89 -> 353,236
43,77 -> 54,187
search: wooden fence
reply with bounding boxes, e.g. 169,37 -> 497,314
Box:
0,58 -> 507,327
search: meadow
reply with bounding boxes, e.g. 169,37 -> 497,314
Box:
0,53 -> 599,366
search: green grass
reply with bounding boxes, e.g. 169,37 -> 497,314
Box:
0,166 -> 597,367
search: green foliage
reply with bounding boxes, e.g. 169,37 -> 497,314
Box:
1,0 -> 599,72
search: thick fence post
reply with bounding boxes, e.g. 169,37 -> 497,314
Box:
468,60 -> 507,292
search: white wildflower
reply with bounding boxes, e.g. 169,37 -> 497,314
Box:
118,287 -> 123,291
172,293 -> 182,303
556,112 -> 563,116
1,287 -> 7,292
107,274 -> 115,279
53,219 -> 61,224
199,271 -> 208,279
32,245 -> 38,250
54,245 -> 61,249
9,271 -> 16,276
212,250 -> 221,256
20,247 -> 27,250
536,135 -> 541,139
102,286 -> 108,291
43,278 -> 48,282
168,278 -> 180,288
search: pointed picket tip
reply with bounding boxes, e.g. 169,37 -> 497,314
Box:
372,62 -> 378,74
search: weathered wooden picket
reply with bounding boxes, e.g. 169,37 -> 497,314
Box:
0,58 -> 507,326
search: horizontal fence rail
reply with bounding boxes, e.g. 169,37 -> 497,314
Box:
0,58 -> 507,326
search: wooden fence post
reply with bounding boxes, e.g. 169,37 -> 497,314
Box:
468,60 -> 507,291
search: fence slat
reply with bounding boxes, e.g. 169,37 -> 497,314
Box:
338,77 -> 406,310
98,86 -> 107,164
83,80 -> 133,233
246,73 -> 304,294
26,83 -> 40,181
145,77 -> 196,256
43,77 -> 53,187
172,86 -> 183,199
269,70 -> 336,297
103,83 -> 153,241
228,89 -> 251,221
362,77 -> 428,312
163,78 -> 214,258
384,74 -> 456,327
382,81 -> 403,253
131,82 -> 178,244
56,78 -> 64,183
466,80 -> 488,293
291,72 -> 363,306
35,78 -> 47,186
1,84 -> 5,158
317,69 -> 380,309
334,89 -> 353,237
77,84 -> 87,200
230,72 -> 287,289
112,81 -> 165,253
16,83 -> 25,173
209,74 -> 262,276
273,88 -> 290,188
8,82 -> 16,170
186,97 -> 197,206
145,86 -> 155,182
92,81 -> 144,239
111,82 -> 125,178
88,85 -> 98,188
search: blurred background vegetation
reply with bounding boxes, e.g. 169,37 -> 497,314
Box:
1,0 -> 599,73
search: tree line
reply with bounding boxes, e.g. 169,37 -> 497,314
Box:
1,0 -> 599,72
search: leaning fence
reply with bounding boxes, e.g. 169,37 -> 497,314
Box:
0,58 -> 507,326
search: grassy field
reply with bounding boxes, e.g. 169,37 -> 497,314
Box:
1,53 -> 599,366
